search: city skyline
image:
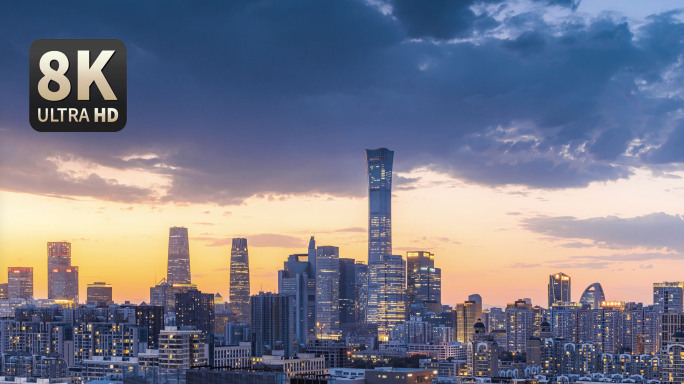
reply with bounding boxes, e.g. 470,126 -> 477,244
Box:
2,0 -> 684,307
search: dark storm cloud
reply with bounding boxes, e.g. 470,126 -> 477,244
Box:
522,213 -> 684,252
1,0 -> 683,204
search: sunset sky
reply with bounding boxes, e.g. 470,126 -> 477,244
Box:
1,0 -> 684,308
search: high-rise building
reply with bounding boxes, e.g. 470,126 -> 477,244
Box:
0,283 -> 7,299
158,326 -> 207,374
51,266 -> 79,303
315,246 -> 340,337
654,281 -> 684,314
366,148 -> 393,264
354,261 -> 368,324
339,258 -> 356,326
230,238 -> 251,325
87,282 -> 113,306
579,282 -> 605,309
278,251 -> 316,345
175,288 -> 215,337
136,304 -> 165,349
663,332 -> 684,383
167,226 -> 191,285
466,321 -> 498,377
250,292 -> 296,358
47,241 -> 71,299
8,267 -> 33,299
548,272 -> 571,307
367,254 -> 406,339
505,299 -> 536,353
406,251 -> 441,307
455,300 -> 482,344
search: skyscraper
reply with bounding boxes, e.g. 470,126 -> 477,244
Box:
167,227 -> 191,285
278,251 -> 316,345
367,254 -> 406,339
315,246 -> 340,337
366,148 -> 393,264
8,267 -> 33,299
250,292 -> 296,358
406,251 -> 442,308
354,262 -> 368,324
51,266 -> 79,303
455,300 -> 482,344
175,288 -> 215,337
87,281 -> 113,306
47,241 -> 71,299
338,258 -> 356,326
579,283 -> 605,309
548,272 -> 571,308
230,238 -> 251,325
654,281 -> 684,314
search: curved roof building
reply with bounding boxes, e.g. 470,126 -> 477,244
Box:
580,283 -> 605,309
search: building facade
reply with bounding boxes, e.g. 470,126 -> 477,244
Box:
230,238 -> 251,325
315,246 -> 340,337
366,148 -> 393,265
167,226 -> 191,285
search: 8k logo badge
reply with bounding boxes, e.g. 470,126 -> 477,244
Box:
29,39 -> 127,132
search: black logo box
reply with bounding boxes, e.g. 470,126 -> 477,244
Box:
29,39 -> 127,132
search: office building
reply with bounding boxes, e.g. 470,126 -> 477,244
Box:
548,272 -> 571,307
136,304 -> 165,349
366,148 -> 394,264
579,282 -> 605,309
455,300 -> 482,344
250,292 -> 296,358
175,288 -> 215,337
354,262 -> 368,324
47,241 -> 71,300
315,246 -> 340,337
213,342 -> 252,369
7,267 -> 33,299
86,282 -> 113,306
407,251 -> 441,308
50,266 -> 79,303
305,339 -> 349,368
365,368 -> 438,384
167,226 -> 191,285
230,238 -> 251,325
0,283 -> 7,299
158,326 -> 207,373
367,254 -> 406,339
278,251 -> 316,345
654,281 -> 684,314
339,257 -> 356,326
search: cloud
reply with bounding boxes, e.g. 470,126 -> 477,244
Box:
248,234 -> 307,248
194,234 -> 306,248
1,2 -> 684,204
522,212 -> 684,252
508,262 -> 542,268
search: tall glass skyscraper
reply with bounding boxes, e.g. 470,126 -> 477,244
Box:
367,254 -> 406,340
230,238 -> 251,324
366,148 -> 394,264
548,272 -> 571,308
406,251 -> 442,307
315,246 -> 340,337
167,227 -> 191,285
47,241 -> 78,302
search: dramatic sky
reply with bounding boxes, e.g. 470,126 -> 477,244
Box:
1,0 -> 684,307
